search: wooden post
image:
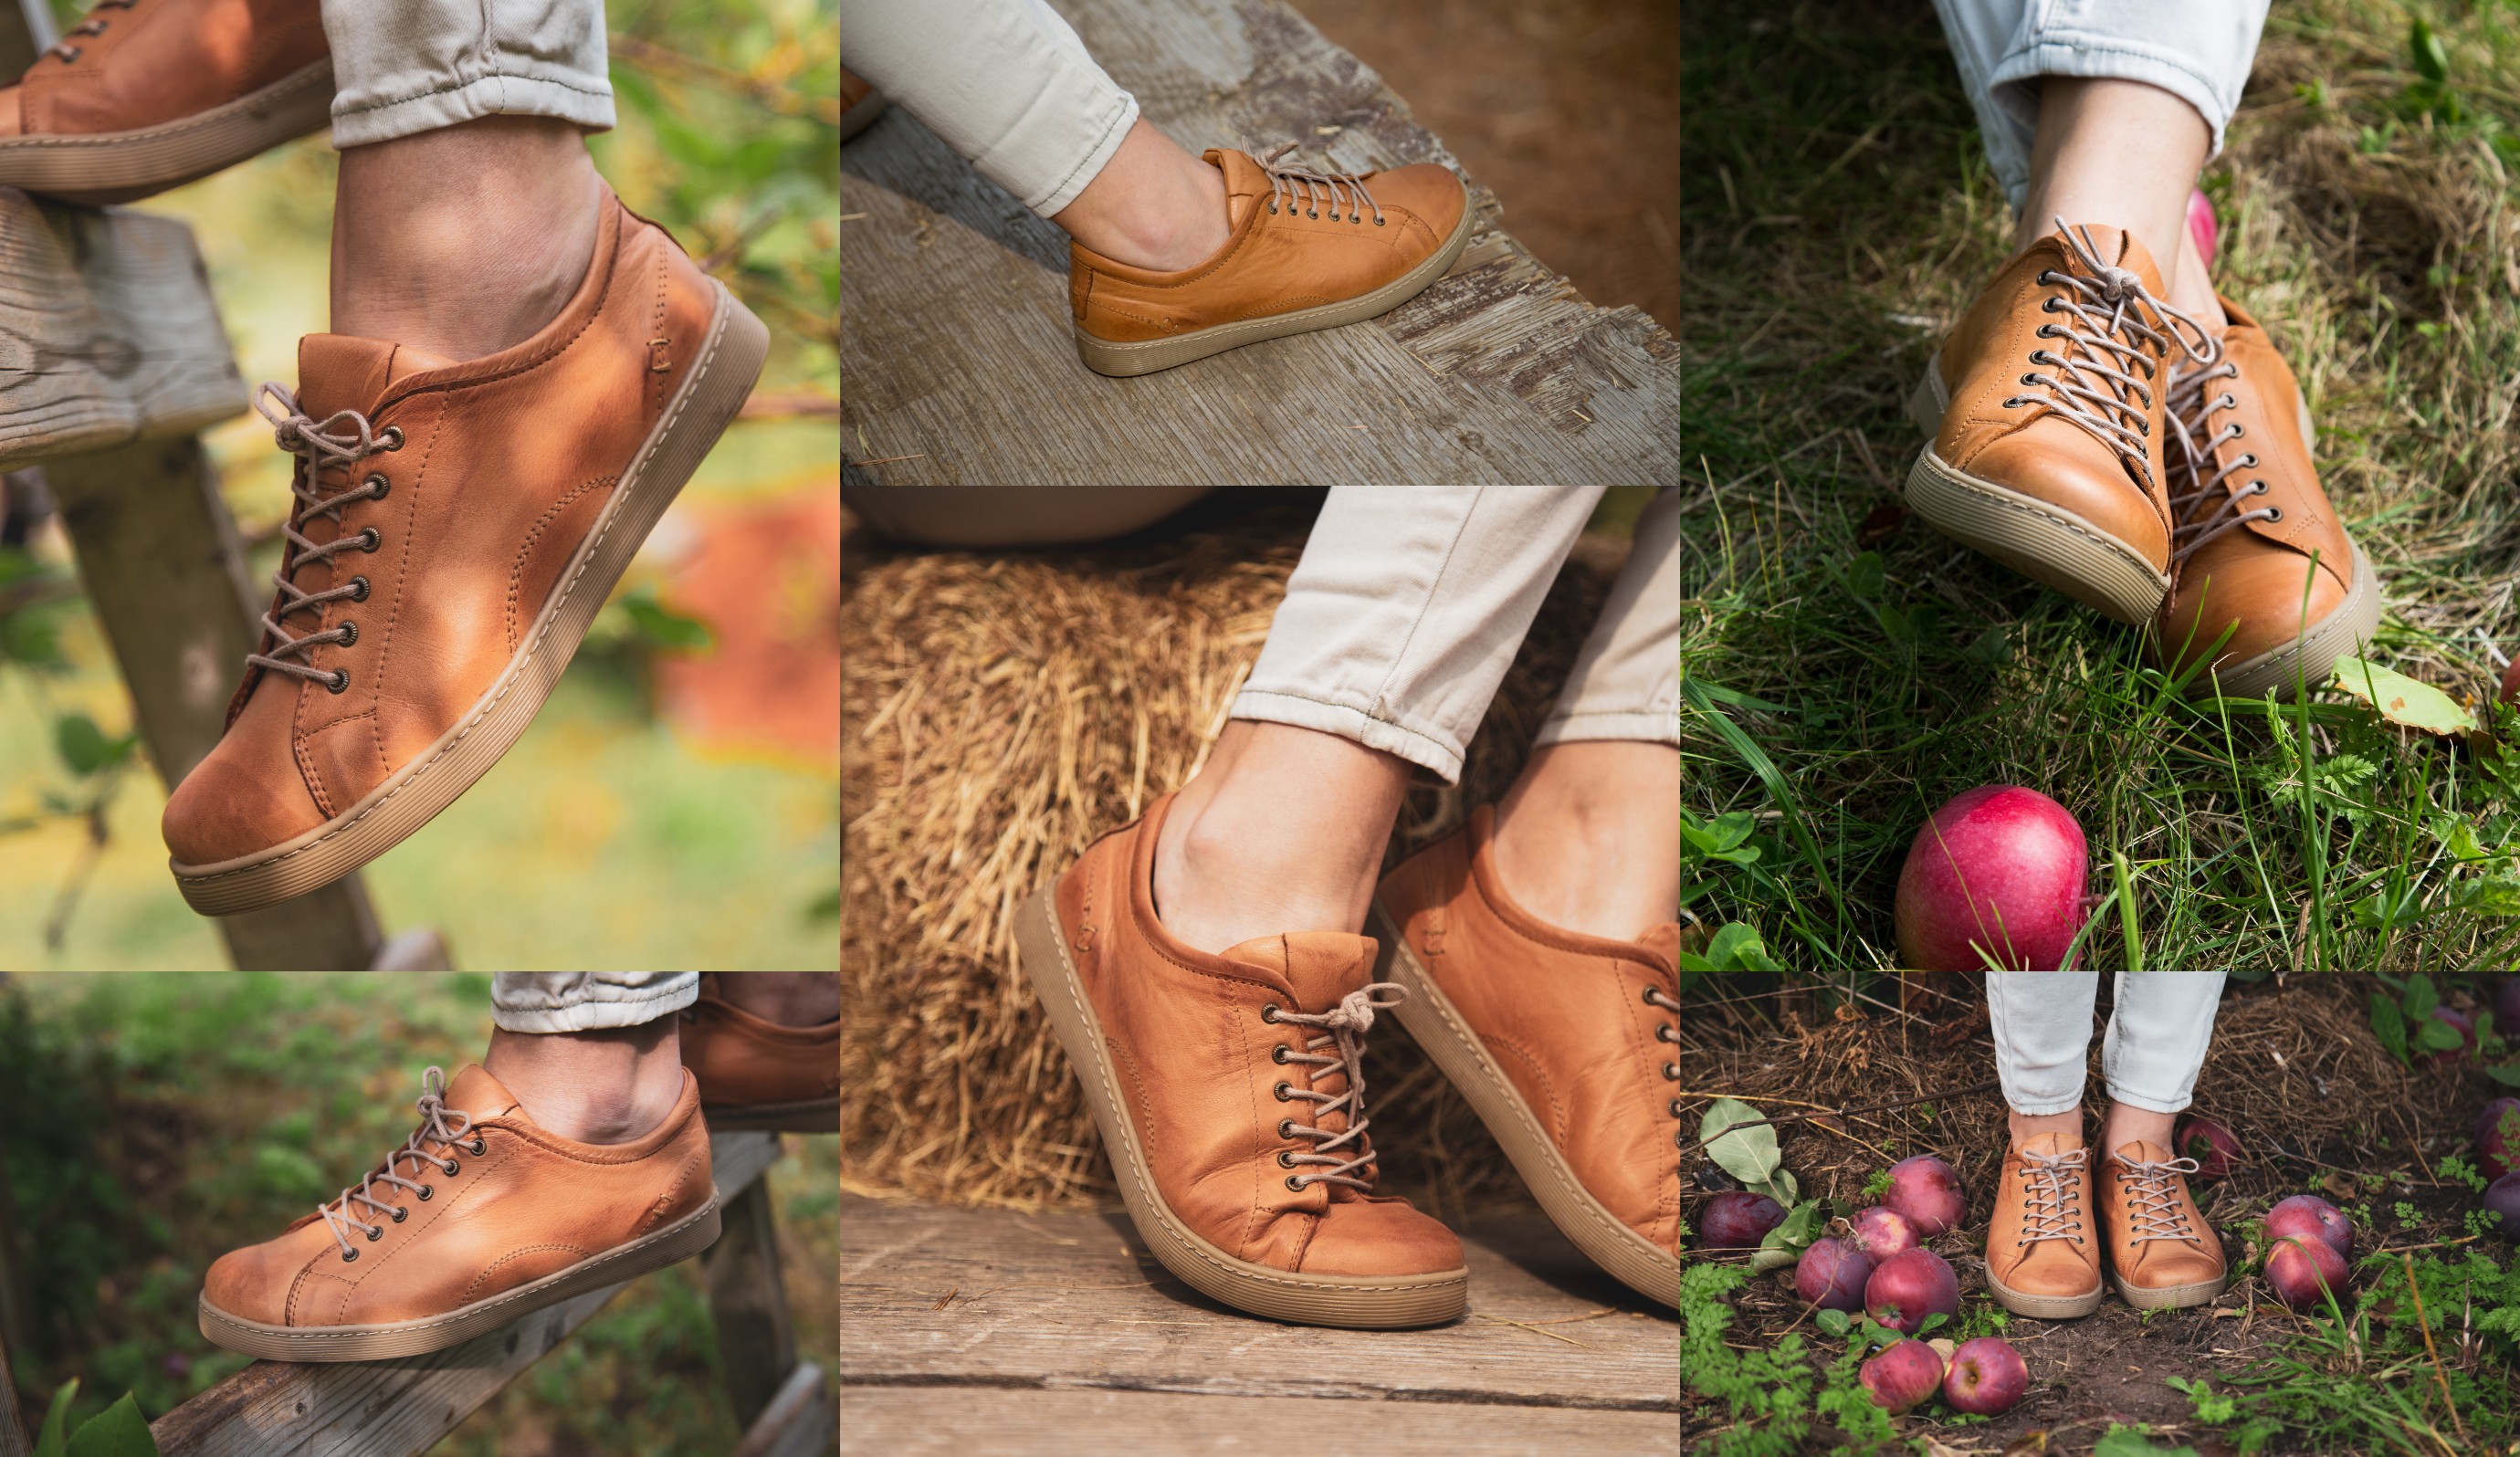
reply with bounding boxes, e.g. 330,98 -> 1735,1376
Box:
0,1329 -> 26,1457
703,1174 -> 797,1429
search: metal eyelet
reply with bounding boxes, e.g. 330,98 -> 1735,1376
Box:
365,1225 -> 383,1242
1272,1045 -> 1291,1064
1277,1118 -> 1296,1139
2263,507 -> 2283,522
1266,202 -> 1277,214
1306,210 -> 1318,219
1285,1175 -> 1306,1192
2021,373 -> 2040,386
441,1158 -> 459,1176
1276,1150 -> 1297,1169
2230,424 -> 2244,438
1352,215 -> 1362,225
1261,1004 -> 1279,1023
326,669 -> 350,694
341,1247 -> 357,1263
1656,1025 -> 1679,1043
335,621 -> 358,647
468,1138 -> 487,1156
392,1206 -> 407,1222
364,474 -> 390,499
347,575 -> 371,602
1272,1081 -> 1291,1101
1662,1062 -> 1678,1080
1640,987 -> 1661,1005
1374,216 -> 1386,225
2042,297 -> 2060,312
380,426 -> 405,451
358,528 -> 382,552
58,45 -> 80,60
416,1185 -> 433,1200
1668,1099 -> 1683,1118
2242,453 -> 2260,466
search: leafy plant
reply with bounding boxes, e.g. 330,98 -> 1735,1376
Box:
30,1381 -> 158,1457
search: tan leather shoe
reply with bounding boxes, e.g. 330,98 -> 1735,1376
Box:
2098,1139 -> 2226,1309
198,1064 -> 719,1361
1983,1132 -> 2103,1319
162,189 -> 768,914
1015,792 -> 1468,1328
840,67 -> 886,143
681,975 -> 838,1132
1906,222 -> 2217,624
1370,805 -> 1682,1309
2156,297 -> 2382,698
1068,144 -> 1471,377
0,0 -> 331,204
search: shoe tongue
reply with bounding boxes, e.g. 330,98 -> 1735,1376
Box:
1635,923 -> 1684,968
2047,222 -> 2165,297
2115,1139 -> 2174,1164
1219,930 -> 1378,1010
295,334 -> 456,420
2021,1131 -> 2083,1158
1205,148 -> 1268,232
442,1064 -> 526,1124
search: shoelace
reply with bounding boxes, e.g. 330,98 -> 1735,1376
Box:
2114,1151 -> 2204,1243
46,0 -> 135,63
1254,142 -> 1386,227
2002,218 -> 2221,494
2163,354 -> 2280,567
1267,983 -> 1407,1192
1647,985 -> 1682,1161
248,383 -> 402,693
317,1066 -> 488,1262
2011,1146 -> 2089,1245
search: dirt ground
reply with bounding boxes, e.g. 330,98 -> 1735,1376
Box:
1679,975 -> 2519,1454
1284,0 -> 1679,334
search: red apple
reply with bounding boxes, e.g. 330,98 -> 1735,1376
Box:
2479,1098 -> 2520,1181
1894,786 -> 2090,970
1941,1336 -> 2029,1416
1884,1156 -> 1968,1238
1864,1247 -> 1960,1335
2486,1172 -> 2520,1240
2264,1232 -> 2349,1311
2187,189 -> 2219,269
2427,1006 -> 2480,1065
2264,1194 -> 2354,1262
1860,1337 -> 1945,1414
2175,1115 -> 2242,1180
1699,1190 -> 1786,1249
1795,1237 -> 1874,1312
1849,1206 -> 1919,1259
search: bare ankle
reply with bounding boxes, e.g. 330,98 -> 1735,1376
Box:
1051,117 -> 1232,272
1490,743 -> 1682,940
482,1022 -> 683,1146
2009,1107 -> 2084,1149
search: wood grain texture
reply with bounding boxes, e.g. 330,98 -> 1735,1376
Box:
707,1173 -> 800,1428
152,1131 -> 786,1457
0,1330 -> 26,1457
839,0 -> 1677,486
837,1388 -> 1680,1457
732,1364 -> 836,1457
838,1198 -> 1679,1412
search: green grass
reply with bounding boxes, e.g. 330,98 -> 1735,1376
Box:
1683,0 -> 2520,972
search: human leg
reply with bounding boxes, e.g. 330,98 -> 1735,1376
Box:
1979,971 -> 2105,1317
2095,971 -> 2230,1307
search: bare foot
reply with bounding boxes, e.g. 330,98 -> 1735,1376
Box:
1050,117 -> 1233,272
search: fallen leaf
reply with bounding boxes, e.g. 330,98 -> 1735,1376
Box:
2329,655 -> 2474,737
1857,499 -> 1909,546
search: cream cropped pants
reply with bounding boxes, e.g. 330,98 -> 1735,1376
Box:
319,0 -> 616,149
490,972 -> 698,1033
1987,971 -> 2227,1116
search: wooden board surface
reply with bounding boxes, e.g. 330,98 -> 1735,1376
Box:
838,1197 -> 1679,1420
839,0 -> 1678,486
733,1364 -> 837,1457
152,1131 -> 785,1457
838,1388 -> 1681,1457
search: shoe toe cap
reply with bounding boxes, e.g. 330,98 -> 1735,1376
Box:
0,89 -> 21,140
204,1238 -> 305,1326
1374,162 -> 1467,253
162,691 -> 328,867
2164,544 -> 2356,672
1300,1196 -> 1463,1276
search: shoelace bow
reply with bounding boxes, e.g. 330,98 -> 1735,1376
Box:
1270,983 -> 1407,1191
2003,218 -> 2222,494
2012,1146 -> 2089,1245
317,1066 -> 487,1261
2114,1152 -> 2204,1242
46,0 -> 135,63
1648,984 -> 1682,1165
1254,142 -> 1387,227
2163,352 -> 2280,567
249,382 -> 399,692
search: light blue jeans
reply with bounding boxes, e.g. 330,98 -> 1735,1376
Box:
1987,971 -> 2227,1115
1930,0 -> 2273,211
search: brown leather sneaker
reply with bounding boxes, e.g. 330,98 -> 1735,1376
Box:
681,975 -> 839,1132
839,67 -> 885,143
1907,222 -> 2217,624
1370,805 -> 1682,1310
0,0 -> 331,204
2156,297 -> 2382,698
161,189 -> 768,915
2097,1139 -> 2226,1309
198,1064 -> 719,1361
1015,792 -> 1469,1328
1068,144 -> 1471,377
1983,1132 -> 2103,1319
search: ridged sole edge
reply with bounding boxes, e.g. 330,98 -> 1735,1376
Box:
2169,541 -> 2384,701
171,285 -> 771,915
196,1193 -> 721,1361
2109,1271 -> 2227,1310
1014,884 -> 1469,1328
1370,902 -> 1679,1310
0,61 -> 333,204
1985,1267 -> 2105,1320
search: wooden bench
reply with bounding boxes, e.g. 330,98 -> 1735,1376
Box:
840,0 -> 1679,486
0,0 -> 444,970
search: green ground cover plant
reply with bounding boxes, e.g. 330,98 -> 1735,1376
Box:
1684,0 -> 2520,970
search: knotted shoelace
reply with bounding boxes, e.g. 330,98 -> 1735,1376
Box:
2003,218 -> 2221,494
2163,353 -> 2280,567
249,382 -> 400,693
317,1066 -> 488,1262
45,0 -> 134,63
2113,1151 -> 2204,1243
1270,982 -> 1407,1191
2011,1146 -> 2089,1246
1254,142 -> 1387,227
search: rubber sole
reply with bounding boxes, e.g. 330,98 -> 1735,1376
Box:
704,1097 -> 840,1134
1905,354 -> 2171,624
1073,203 -> 1475,378
197,1192 -> 721,1361
2110,1268 -> 2227,1310
1985,1266 -> 2104,1320
839,92 -> 887,143
1015,884 -> 1469,1328
171,284 -> 771,915
0,60 -> 332,205
2168,540 -> 2383,701
1369,902 -> 1680,1310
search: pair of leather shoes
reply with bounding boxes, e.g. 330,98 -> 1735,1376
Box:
1986,1130 -> 2226,1318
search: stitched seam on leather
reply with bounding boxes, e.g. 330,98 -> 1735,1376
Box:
1483,1033 -> 1569,1148
1079,212 -> 1469,352
463,1243 -> 592,1305
378,209 -> 627,408
507,476 -> 617,655
648,245 -> 669,418
634,1149 -> 707,1236
365,407 -> 437,755
178,293 -> 738,885
0,62 -> 330,148
1922,451 -> 2165,570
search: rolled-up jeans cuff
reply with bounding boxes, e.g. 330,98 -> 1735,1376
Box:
330,74 -> 616,148
489,972 -> 700,1033
1228,688 -> 1465,782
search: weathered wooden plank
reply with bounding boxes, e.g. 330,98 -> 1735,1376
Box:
835,1388 -> 1682,1457
732,1363 -> 835,1457
705,1172 -> 799,1429
151,1131 -> 785,1457
0,1330 -> 27,1457
839,1198 -> 1679,1411
839,0 -> 1678,486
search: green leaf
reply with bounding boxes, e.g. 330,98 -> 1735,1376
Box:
34,1379 -> 78,1457
53,712 -> 133,778
2404,972 -> 2439,1020
2412,17 -> 2451,85
2418,1015 -> 2465,1052
2371,992 -> 2410,1065
1700,1097 -> 1782,1189
1847,551 -> 1885,602
620,584 -> 715,653
1702,920 -> 1782,972
2095,1426 -> 2202,1457
2329,655 -> 2473,737
1815,1306 -> 1851,1337
2483,1063 -> 2520,1087
65,1393 -> 160,1457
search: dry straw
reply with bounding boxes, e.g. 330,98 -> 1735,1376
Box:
841,492 -> 1622,1215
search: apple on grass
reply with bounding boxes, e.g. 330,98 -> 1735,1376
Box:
2174,1115 -> 2242,1179
1794,1237 -> 1874,1313
1941,1336 -> 2029,1416
1893,786 -> 2091,970
1699,1190 -> 1785,1249
2480,1097 -> 2520,1182
2264,1232 -> 2350,1312
1883,1156 -> 1967,1238
2264,1194 -> 2353,1262
1848,1206 -> 1918,1259
1864,1248 -> 1960,1336
1860,1338 -> 1944,1414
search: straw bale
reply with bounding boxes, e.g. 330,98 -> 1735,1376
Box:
840,491 -> 1621,1213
